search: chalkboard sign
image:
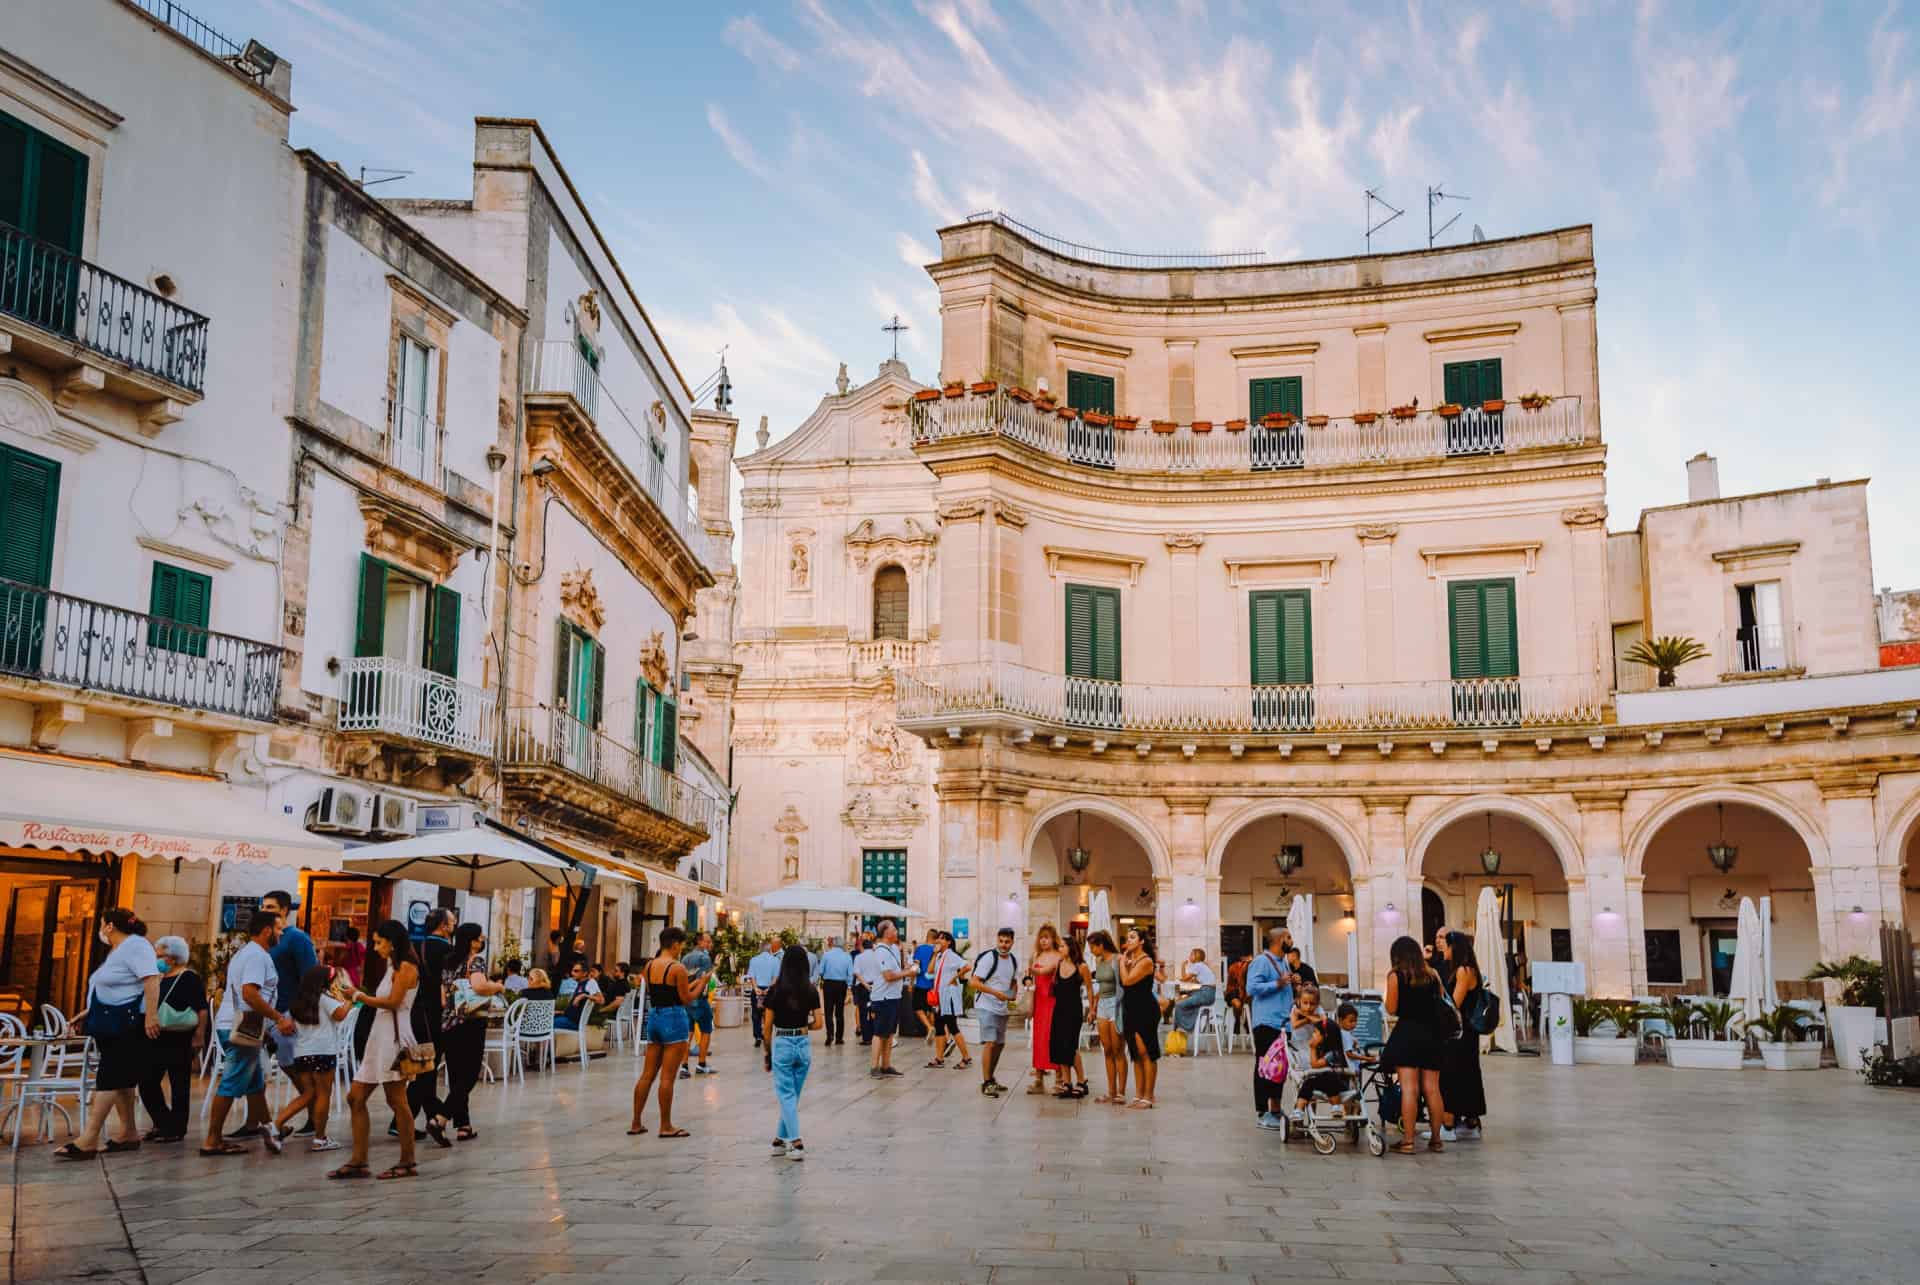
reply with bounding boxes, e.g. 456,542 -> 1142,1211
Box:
1645,930 -> 1684,985
219,896 -> 261,934
1349,995 -> 1387,1051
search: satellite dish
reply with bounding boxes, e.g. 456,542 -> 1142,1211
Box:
1471,224 -> 1486,243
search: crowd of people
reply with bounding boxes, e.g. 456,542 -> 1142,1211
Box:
50,900 -> 1492,1169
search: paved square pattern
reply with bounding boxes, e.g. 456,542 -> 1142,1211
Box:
5,1037 -> 1914,1284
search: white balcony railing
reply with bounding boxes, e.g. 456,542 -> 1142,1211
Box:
894,661 -> 1605,738
501,705 -> 724,835
529,340 -> 728,574
853,638 -> 924,672
1720,621 -> 1799,676
337,657 -> 496,755
908,392 -> 1587,475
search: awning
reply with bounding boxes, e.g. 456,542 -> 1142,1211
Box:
0,754 -> 342,870
541,835 -> 702,902
338,828 -> 582,893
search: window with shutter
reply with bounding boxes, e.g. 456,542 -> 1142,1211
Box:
1448,578 -> 1518,679
1249,377 -> 1303,420
860,849 -> 907,932
1442,359 -> 1503,407
1064,584 -> 1121,681
1065,371 -> 1115,416
634,681 -> 652,759
872,565 -> 909,640
353,554 -> 388,660
659,697 -> 677,771
425,585 -> 460,677
147,562 -> 211,657
0,109 -> 88,254
0,444 -> 58,676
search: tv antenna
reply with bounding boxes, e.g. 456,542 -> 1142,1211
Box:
1364,188 -> 1404,254
1427,184 -> 1469,247
358,166 -> 413,189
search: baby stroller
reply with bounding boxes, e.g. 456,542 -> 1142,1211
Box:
1285,1051 -> 1388,1156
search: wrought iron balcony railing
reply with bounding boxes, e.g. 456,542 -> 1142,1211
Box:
337,657 -> 496,756
0,223 -> 210,394
909,392 -> 1586,475
0,577 -> 280,720
501,705 -> 723,834
894,661 -> 1604,738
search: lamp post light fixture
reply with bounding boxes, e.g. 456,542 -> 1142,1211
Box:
1479,812 -> 1501,876
1274,813 -> 1304,877
1706,802 -> 1738,873
1066,810 -> 1092,874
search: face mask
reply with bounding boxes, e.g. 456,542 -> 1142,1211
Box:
157,958 -> 173,973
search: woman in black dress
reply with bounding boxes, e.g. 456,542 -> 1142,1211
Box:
1381,934 -> 1449,1154
1438,931 -> 1486,1139
1118,929 -> 1160,1109
1048,936 -> 1090,1098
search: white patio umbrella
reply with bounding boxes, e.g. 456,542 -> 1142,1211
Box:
748,882 -> 925,919
1473,885 -> 1514,1052
338,827 -> 584,893
1286,893 -> 1315,970
1726,896 -> 1774,1028
1087,889 -> 1113,941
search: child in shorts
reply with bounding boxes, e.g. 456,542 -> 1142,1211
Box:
274,964 -> 353,1151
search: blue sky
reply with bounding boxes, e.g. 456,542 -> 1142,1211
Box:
199,0 -> 1920,585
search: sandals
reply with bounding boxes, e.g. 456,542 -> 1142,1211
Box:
658,1128 -> 691,1139
626,1124 -> 648,1136
425,1119 -> 452,1149
198,1142 -> 248,1157
104,1138 -> 142,1153
376,1163 -> 418,1180
1391,1141 -> 1419,1155
456,1126 -> 477,1141
1428,1139 -> 1445,1153
327,1162 -> 371,1180
1126,1098 -> 1155,1110
955,1058 -> 973,1069
51,1143 -> 98,1161
924,1059 -> 946,1069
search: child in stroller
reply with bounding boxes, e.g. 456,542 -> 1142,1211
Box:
1283,1000 -> 1387,1155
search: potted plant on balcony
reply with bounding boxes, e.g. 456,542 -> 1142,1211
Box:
1622,635 -> 1710,688
1260,411 -> 1296,429
1748,1003 -> 1820,1070
970,380 -> 998,396
912,388 -> 942,403
1436,402 -> 1464,418
1190,419 -> 1213,433
1224,418 -> 1248,432
1571,998 -> 1640,1065
1306,414 -> 1330,428
1666,997 -> 1747,1070
942,381 -> 965,399
1056,405 -> 1078,420
1519,391 -> 1553,411
1806,956 -> 1886,1072
1390,404 -> 1418,420
1352,410 -> 1379,425
1113,415 -> 1139,431
1482,398 -> 1506,413
1150,420 -> 1177,434
1084,410 -> 1112,427
1035,390 -> 1057,410
1007,386 -> 1034,403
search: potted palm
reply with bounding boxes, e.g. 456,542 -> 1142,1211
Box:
1806,956 -> 1886,1072
1571,998 -> 1640,1065
1748,1003 -> 1820,1070
1666,998 -> 1747,1070
1623,635 -> 1709,688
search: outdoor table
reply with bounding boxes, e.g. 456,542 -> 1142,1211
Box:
1,1034 -> 76,1144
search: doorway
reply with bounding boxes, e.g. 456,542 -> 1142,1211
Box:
1421,887 -> 1447,950
1706,925 -> 1739,995
0,854 -> 113,1023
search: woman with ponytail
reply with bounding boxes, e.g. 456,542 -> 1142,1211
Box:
54,908 -> 159,1159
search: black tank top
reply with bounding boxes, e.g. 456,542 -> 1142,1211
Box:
646,959 -> 684,1008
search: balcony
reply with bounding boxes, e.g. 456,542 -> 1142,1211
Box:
894,661 -> 1604,741
0,223 -> 209,419
852,638 -> 926,676
0,577 -> 279,722
908,391 -> 1586,476
501,705 -> 722,857
1720,621 -> 1800,680
337,657 -> 496,758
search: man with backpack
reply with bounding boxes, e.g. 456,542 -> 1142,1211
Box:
1246,926 -> 1297,1131
967,927 -> 1020,1097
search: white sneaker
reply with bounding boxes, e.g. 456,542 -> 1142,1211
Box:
1454,1124 -> 1480,1139
788,1140 -> 805,1162
1439,1126 -> 1458,1142
770,1138 -> 787,1155
262,1129 -> 283,1155
308,1136 -> 341,1153
1255,1112 -> 1285,1131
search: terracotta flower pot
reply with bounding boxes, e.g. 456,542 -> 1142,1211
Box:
1035,395 -> 1056,410
912,389 -> 942,403
1224,418 -> 1248,433
1437,403 -> 1463,418
1150,420 -> 1177,434
970,381 -> 998,395
1306,414 -> 1329,428
1390,406 -> 1417,420
1520,395 -> 1547,411
1056,406 -> 1078,420
1084,411 -> 1112,427
1260,412 -> 1296,428
1113,416 -> 1139,431
1482,398 -> 1505,413
943,384 -> 965,399
1353,411 -> 1378,425
1190,420 -> 1212,433
1008,387 -> 1033,403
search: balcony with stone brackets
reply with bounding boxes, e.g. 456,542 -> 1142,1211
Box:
0,223 -> 208,431
333,656 -> 497,787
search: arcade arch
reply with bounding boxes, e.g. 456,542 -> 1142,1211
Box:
1024,799 -> 1165,951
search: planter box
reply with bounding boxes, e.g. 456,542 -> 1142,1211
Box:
1084,411 -> 1112,427
1224,419 -> 1248,432
1667,1038 -> 1746,1070
1390,407 -> 1417,420
942,385 -> 965,399
1306,414 -> 1329,427
1437,403 -> 1463,417
1189,420 -> 1212,433
1260,413 -> 1295,428
1757,1041 -> 1821,1071
1056,406 -> 1078,420
1007,387 -> 1033,403
969,381 -> 998,395
1482,399 -> 1506,413
713,994 -> 746,1028
1353,411 -> 1379,425
1150,420 -> 1177,434
912,389 -> 941,402
1827,1004 -> 1884,1071
1113,416 -> 1139,431
1573,1036 -> 1637,1066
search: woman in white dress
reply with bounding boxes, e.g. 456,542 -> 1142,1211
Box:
329,919 -> 420,1180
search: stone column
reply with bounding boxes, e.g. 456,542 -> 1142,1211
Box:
1364,796 -> 1411,983
1818,771 -> 1887,961
1356,525 -> 1398,685
1164,794 -> 1209,966
1574,791 -> 1630,996
1165,534 -> 1204,671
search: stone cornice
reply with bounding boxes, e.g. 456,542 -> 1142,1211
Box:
1423,321 -> 1522,345
1572,789 -> 1627,812
1230,342 -> 1322,359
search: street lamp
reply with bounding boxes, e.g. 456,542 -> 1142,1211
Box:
1274,813 -> 1303,876
1479,813 -> 1501,876
1066,810 -> 1091,874
1706,803 -> 1738,873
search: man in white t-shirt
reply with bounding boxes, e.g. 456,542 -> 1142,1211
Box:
202,909 -> 295,1155
1173,948 -> 1219,1044
865,919 -> 913,1080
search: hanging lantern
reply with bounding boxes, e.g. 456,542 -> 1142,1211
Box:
1706,802 -> 1738,873
1479,813 -> 1502,875
1066,810 -> 1091,873
1274,813 -> 1303,876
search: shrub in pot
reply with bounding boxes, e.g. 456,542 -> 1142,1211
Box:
1807,956 -> 1886,1071
1571,998 -> 1640,1065
1667,998 -> 1748,1070
1748,1003 -> 1821,1070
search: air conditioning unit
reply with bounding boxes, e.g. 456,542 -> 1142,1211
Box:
311,786 -> 374,835
371,793 -> 418,837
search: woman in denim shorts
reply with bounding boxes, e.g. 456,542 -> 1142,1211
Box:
629,927 -> 701,1139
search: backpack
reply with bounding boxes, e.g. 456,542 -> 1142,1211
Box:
1432,982 -> 1463,1042
1461,985 -> 1501,1036
972,949 -> 1016,991
1257,1029 -> 1291,1082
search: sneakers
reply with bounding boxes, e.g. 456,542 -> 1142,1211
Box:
1255,1112 -> 1285,1132
262,1129 -> 283,1155
771,1138 -> 788,1156
881,1066 -> 904,1077
1439,1126 -> 1458,1142
695,1063 -> 716,1075
869,1068 -> 886,1079
1454,1123 -> 1481,1139
788,1139 -> 805,1162
679,1066 -> 691,1079
309,1137 -> 341,1153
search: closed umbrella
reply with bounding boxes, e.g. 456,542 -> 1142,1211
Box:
1088,889 -> 1113,941
1345,925 -> 1360,991
1286,893 -> 1315,971
1473,885 -> 1514,1052
1727,896 -> 1773,1029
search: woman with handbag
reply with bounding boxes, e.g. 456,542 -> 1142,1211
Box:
138,935 -> 206,1143
329,920 -> 424,1180
1437,931 -> 1488,1141
1381,935 -> 1451,1155
437,923 -> 503,1142
54,908 -> 160,1159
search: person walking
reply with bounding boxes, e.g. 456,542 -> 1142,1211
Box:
54,908 -> 159,1159
1437,931 -> 1487,1141
1383,935 -> 1451,1155
746,938 -> 782,1063
629,926 -> 701,1139
138,934 -> 206,1144
329,920 -> 422,1179
680,931 -> 718,1076
1172,948 -> 1217,1046
407,909 -> 456,1145
260,890 -> 317,1135
201,909 -> 293,1157
1246,926 -> 1297,1131
967,927 -> 1019,1097
817,935 -> 852,1046
926,931 -> 972,1068
338,925 -> 366,987
1025,923 -> 1064,1095
272,964 -> 352,1151
1086,931 -> 1127,1105
865,919 -> 912,1079
1117,929 -> 1160,1109
851,931 -> 878,1044
1048,935 -> 1090,1097
910,928 -> 939,1045
762,944 -> 822,1160
438,923 -> 502,1142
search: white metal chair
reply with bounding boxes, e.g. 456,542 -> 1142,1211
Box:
515,998 -> 556,1075
0,1013 -> 31,1143
484,998 -> 525,1084
1191,991 -> 1228,1056
333,1015 -> 357,1100
607,990 -> 638,1054
7,1026 -> 93,1147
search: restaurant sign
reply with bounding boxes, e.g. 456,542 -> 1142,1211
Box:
4,817 -> 290,865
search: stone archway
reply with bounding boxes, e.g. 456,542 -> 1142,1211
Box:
1025,799 -> 1165,956
1207,800 -> 1371,985
1022,796 -> 1173,885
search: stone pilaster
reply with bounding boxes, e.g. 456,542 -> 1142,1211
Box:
1164,793 -> 1209,966
1817,771 -> 1886,961
1165,534 -> 1205,674
1356,524 -> 1398,685
1574,790 -> 1630,996
1364,795 -> 1411,983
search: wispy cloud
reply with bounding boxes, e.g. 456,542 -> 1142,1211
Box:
1636,6 -> 1746,182
723,14 -> 801,71
1805,7 -> 1917,228
707,105 -> 771,182
910,150 -> 960,225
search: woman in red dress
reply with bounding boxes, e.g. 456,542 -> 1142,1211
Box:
1026,923 -> 1064,1094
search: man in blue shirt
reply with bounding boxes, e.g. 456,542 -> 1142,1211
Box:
818,936 -> 853,1045
256,890 -> 317,1136
1246,926 -> 1298,1131
746,939 -> 782,1065
910,929 -> 939,1045
679,932 -> 716,1076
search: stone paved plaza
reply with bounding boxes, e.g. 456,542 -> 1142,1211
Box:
7,1040 -> 1916,1285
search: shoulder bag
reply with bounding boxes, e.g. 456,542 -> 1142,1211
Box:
228,1007 -> 268,1048
392,1007 -> 437,1078
1431,980 -> 1463,1042
83,994 -> 144,1039
1461,981 -> 1501,1036
156,974 -> 199,1032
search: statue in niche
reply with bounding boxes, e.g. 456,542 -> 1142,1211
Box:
782,836 -> 801,881
789,542 -> 810,590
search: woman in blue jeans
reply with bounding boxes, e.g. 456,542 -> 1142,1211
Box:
629,927 -> 700,1139
762,945 -> 822,1160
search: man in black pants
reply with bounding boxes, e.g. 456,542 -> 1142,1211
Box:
818,935 -> 852,1045
851,931 -> 877,1044
399,908 -> 454,1143
1246,925 -> 1296,1131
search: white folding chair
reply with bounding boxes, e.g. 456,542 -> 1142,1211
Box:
607,991 -> 637,1053
1192,993 -> 1227,1056
333,1017 -> 357,1099
7,1029 -> 92,1147
515,999 -> 555,1075
485,999 -> 525,1084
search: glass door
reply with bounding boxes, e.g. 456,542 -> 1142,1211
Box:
0,859 -> 109,1025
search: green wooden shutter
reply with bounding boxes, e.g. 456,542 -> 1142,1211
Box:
659,697 -> 678,771
1064,583 -> 1094,678
425,585 -> 460,677
1443,362 -> 1469,407
0,444 -> 60,589
1482,579 -> 1517,677
1091,586 -> 1121,682
1249,377 -> 1303,419
634,680 -> 651,755
1278,589 -> 1312,684
146,562 -> 212,658
553,618 -> 571,707
1443,360 -> 1503,407
1249,592 -> 1282,685
1449,581 -> 1483,680
1066,371 -> 1115,415
1479,358 -> 1503,402
587,637 -> 604,729
1449,579 -> 1518,679
353,554 -> 387,659
0,110 -> 87,255
0,117 -> 28,241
